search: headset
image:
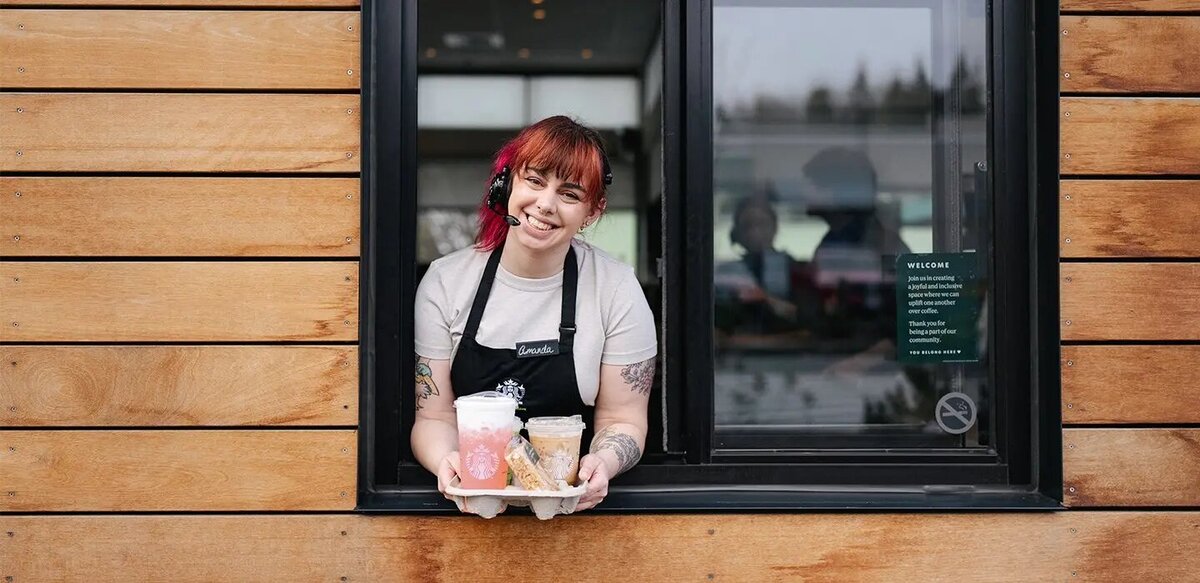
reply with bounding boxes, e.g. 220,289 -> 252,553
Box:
487,132 -> 613,227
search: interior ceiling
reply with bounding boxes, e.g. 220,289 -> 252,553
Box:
417,0 -> 661,74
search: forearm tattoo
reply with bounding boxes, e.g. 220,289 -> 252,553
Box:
620,358 -> 656,396
414,355 -> 439,411
589,427 -> 642,475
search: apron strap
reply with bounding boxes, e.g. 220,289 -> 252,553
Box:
559,246 -> 578,353
462,244 -> 505,341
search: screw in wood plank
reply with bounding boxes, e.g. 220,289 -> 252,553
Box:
344,276 -> 352,282
707,575 -> 714,580
13,192 -> 20,198
1068,487 -> 1076,493
16,67 -> 24,73
5,531 -> 12,537
341,530 -> 347,536
346,109 -> 353,115
15,108 -> 22,113
10,322 -> 17,328
1066,404 -> 1073,409
6,491 -> 14,496
1064,238 -> 1071,244
12,277 -> 18,283
1063,110 -> 1070,117
1065,320 -> 1072,326
346,152 -> 354,159
1064,153 -> 1071,159
345,237 -> 352,243
1066,360 -> 1073,367
11,236 -> 18,242
1068,443 -> 1075,449
348,25 -> 353,31
707,529 -> 715,535
18,23 -> 24,29
14,151 -> 21,157
343,405 -> 349,409
7,407 -> 14,413
1063,73 -> 1070,79
347,69 -> 354,75
346,194 -> 352,199
341,577 -> 348,582
341,448 -> 348,453
5,575 -> 12,582
1061,29 -> 1068,35
344,320 -> 351,326
7,447 -> 13,452
1065,277 -> 1072,283
1070,528 -> 1077,534
1072,571 -> 1077,577
340,491 -> 347,497
1064,194 -> 1071,200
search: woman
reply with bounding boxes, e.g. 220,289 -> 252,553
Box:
411,116 -> 658,512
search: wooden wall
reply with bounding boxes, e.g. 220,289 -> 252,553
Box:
4,1 -> 1200,581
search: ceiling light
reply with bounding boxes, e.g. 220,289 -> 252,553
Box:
533,9 -> 546,20
518,48 -> 531,59
425,48 -> 437,58
532,0 -> 544,4
581,48 -> 593,59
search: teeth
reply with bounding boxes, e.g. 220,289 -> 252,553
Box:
526,214 -> 556,231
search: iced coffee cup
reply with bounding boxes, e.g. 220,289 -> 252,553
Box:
454,391 -> 519,489
525,415 -> 586,485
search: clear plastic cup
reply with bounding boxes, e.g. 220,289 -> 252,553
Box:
454,391 -> 519,489
525,415 -> 586,485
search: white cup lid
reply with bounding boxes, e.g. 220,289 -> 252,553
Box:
525,414 -> 585,435
453,391 -> 518,412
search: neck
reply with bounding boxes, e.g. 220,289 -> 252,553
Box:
499,233 -> 571,278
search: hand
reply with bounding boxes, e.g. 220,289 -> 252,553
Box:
574,453 -> 612,511
436,451 -> 461,499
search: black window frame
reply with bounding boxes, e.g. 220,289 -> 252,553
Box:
356,0 -> 1063,512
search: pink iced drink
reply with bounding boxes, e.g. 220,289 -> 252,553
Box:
453,391 -> 519,489
457,426 -> 512,489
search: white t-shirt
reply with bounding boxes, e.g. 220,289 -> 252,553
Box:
414,239 -> 658,406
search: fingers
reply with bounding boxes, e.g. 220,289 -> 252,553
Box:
574,454 -> 609,511
437,451 -> 461,498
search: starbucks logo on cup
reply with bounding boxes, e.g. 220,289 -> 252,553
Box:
465,443 -> 500,480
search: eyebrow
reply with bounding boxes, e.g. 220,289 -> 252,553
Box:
527,166 -> 585,193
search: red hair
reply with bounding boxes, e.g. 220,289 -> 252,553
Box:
476,116 -> 610,251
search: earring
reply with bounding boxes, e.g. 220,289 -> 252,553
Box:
579,223 -> 588,233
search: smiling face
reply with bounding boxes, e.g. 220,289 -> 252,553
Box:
506,164 -> 604,254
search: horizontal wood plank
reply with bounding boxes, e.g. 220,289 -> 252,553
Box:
0,93 -> 359,173
0,10 -> 359,89
3,513 -> 1200,581
1063,345 -> 1200,423
0,262 -> 358,342
1061,98 -> 1200,175
1065,429 -> 1200,507
1062,16 -> 1200,93
0,0 -> 358,5
1062,0 -> 1200,10
1060,180 -> 1200,257
2,177 -> 360,256
0,345 -> 357,426
0,430 -> 356,511
1060,263 -> 1200,340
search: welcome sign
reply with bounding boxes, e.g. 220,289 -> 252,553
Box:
895,252 -> 982,364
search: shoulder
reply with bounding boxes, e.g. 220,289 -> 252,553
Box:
573,239 -> 636,285
425,245 -> 489,279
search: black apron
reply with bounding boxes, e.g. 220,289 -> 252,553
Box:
450,242 -> 595,453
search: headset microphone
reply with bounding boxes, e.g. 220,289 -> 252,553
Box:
487,166 -> 521,226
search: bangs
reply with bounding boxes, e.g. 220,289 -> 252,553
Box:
510,128 -> 604,201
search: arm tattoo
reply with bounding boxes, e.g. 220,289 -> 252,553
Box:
414,355 -> 439,411
620,358 -> 656,395
589,427 -> 642,474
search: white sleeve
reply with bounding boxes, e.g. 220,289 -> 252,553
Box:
414,264 -> 454,360
600,269 -> 659,365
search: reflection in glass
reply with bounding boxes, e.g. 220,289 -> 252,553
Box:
712,0 -> 989,449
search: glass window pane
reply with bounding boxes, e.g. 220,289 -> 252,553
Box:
712,0 -> 989,450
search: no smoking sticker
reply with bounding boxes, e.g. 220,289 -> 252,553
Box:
935,392 -> 977,435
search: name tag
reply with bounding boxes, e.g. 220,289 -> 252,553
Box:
516,339 -> 560,359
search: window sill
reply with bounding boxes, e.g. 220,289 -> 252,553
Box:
357,487 -> 1062,513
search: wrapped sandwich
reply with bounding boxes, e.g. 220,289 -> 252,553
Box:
504,435 -> 560,491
